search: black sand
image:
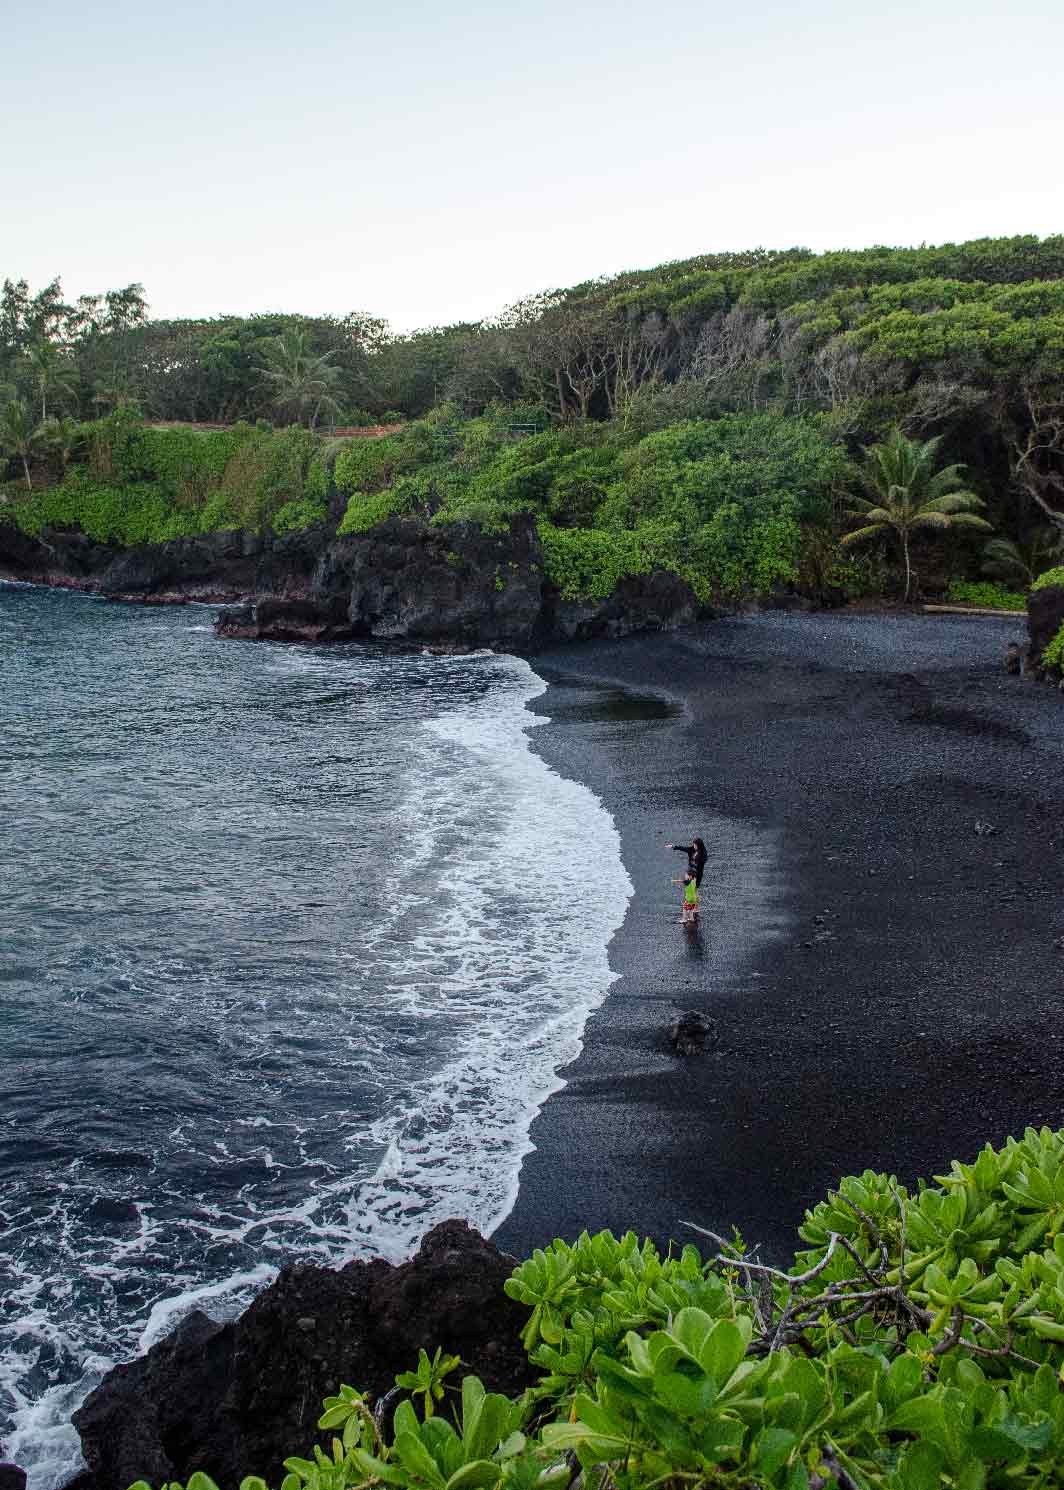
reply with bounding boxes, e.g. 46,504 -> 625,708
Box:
494,613 -> 1064,1264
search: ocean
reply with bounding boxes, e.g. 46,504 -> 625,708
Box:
0,584 -> 632,1487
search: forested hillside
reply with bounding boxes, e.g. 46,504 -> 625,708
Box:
4,235 -> 1064,604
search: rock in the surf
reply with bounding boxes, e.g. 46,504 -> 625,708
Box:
71,1220 -> 534,1490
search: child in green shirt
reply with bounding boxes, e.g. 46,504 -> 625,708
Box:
681,871 -> 700,925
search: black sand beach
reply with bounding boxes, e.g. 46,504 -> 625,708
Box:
495,612 -> 1064,1264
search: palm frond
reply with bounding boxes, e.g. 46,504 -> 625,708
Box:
941,513 -> 993,531
839,524 -> 888,546
918,491 -> 984,515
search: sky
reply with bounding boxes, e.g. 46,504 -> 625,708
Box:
4,0 -> 1062,332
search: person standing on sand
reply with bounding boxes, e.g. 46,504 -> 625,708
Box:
680,872 -> 700,925
669,837 -> 707,888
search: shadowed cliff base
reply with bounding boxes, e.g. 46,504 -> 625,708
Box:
494,612 -> 1064,1263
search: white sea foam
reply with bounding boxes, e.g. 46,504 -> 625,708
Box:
344,657 -> 633,1253
137,1264 -> 278,1353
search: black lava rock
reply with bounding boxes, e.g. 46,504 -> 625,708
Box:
71,1221 -> 534,1490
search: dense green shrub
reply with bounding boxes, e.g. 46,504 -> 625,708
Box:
537,522 -> 657,599
132,1127 -> 1064,1490
1031,566 -> 1064,592
216,426 -> 322,530
606,414 -> 851,528
946,580 -> 1027,610
87,409 -> 252,501
271,497 -> 329,535
11,470 -> 192,545
330,410 -> 845,601
337,480 -> 423,535
334,424 -> 443,497
15,415 -> 336,543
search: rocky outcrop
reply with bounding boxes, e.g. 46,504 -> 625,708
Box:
215,597 -> 356,643
547,571 -> 701,644
0,525 -> 333,605
214,515 -> 706,652
2,515 -> 705,652
69,1221 -> 535,1490
1028,583 -> 1064,676
0,525 -> 116,589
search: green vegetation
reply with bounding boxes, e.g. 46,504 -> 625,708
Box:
330,406 -> 848,601
945,581 -> 1026,611
1031,567 -> 1064,592
2,411 -> 334,542
7,235 -> 1064,600
130,1127 -> 1064,1490
1041,623 -> 1064,675
841,433 -> 989,602
981,532 -> 1064,590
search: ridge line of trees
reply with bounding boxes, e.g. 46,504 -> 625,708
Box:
4,236 -> 1064,598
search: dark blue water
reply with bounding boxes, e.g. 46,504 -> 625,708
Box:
0,586 -> 631,1486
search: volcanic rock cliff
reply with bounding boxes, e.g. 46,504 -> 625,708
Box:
0,516 -> 703,651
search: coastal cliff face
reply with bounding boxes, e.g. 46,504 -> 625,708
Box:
69,1222 -> 533,1490
0,517 -> 702,651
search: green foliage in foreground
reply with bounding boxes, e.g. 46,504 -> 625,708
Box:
1031,567 -> 1064,593
130,1127 -> 1064,1490
945,581 -> 1027,612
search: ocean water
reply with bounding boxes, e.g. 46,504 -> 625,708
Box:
0,585 -> 632,1487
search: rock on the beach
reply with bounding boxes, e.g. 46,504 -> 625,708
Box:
1004,641 -> 1027,675
0,1464 -> 27,1490
72,1220 -> 535,1490
668,1010 -> 717,1056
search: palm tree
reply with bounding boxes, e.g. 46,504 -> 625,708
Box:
841,430 -> 992,602
38,415 -> 83,473
0,398 -> 42,490
25,339 -> 78,421
981,528 -> 1064,589
257,330 -> 345,430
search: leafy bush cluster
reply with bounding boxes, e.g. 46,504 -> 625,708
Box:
1031,567 -> 1064,593
537,523 -> 657,601
134,1128 -> 1064,1490
945,581 -> 1027,611
5,411 -> 333,542
333,406 -> 850,600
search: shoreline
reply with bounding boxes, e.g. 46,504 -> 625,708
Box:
495,612 -> 1064,1262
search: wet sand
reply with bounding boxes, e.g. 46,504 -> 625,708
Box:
494,612 -> 1064,1264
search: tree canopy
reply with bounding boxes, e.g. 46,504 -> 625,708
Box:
5,234 -> 1064,601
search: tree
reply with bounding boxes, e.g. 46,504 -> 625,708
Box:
257,329 -> 345,428
38,415 -> 83,473
841,430 -> 991,600
0,398 -> 42,489
25,339 -> 78,420
981,527 -> 1064,587
1006,380 -> 1064,540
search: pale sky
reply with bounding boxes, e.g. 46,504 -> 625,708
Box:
5,0 -> 1062,332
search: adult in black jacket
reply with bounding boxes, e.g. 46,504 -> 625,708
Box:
669,837 -> 707,887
